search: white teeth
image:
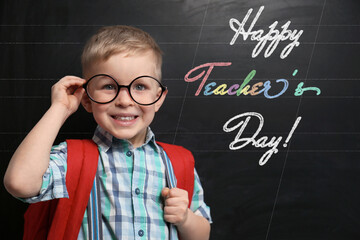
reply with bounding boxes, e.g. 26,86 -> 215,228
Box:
115,116 -> 135,121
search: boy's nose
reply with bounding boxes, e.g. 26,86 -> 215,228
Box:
114,88 -> 134,106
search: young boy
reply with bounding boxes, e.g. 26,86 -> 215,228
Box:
4,25 -> 211,239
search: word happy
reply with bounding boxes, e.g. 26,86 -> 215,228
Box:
223,112 -> 302,165
229,5 -> 303,59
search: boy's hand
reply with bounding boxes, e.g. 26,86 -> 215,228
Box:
161,187 -> 189,227
51,76 -> 86,116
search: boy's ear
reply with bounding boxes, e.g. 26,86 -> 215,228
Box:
81,94 -> 93,113
154,89 -> 168,112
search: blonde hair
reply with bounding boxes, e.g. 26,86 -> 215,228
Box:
81,25 -> 163,78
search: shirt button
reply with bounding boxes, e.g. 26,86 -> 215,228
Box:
138,229 -> 144,237
135,188 -> 140,195
126,151 -> 132,157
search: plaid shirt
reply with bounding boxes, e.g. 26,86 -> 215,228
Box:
24,126 -> 211,239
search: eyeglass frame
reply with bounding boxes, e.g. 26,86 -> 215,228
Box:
83,74 -> 167,106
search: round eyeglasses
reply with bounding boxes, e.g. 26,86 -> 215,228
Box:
83,74 -> 167,105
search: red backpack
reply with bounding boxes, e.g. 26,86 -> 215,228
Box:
23,139 -> 195,240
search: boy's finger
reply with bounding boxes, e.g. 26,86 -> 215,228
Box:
73,87 -> 85,99
58,76 -> 86,88
166,188 -> 187,198
161,187 -> 170,198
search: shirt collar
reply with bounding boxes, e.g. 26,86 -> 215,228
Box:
92,125 -> 160,153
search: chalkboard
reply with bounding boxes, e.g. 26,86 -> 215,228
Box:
1,0 -> 359,239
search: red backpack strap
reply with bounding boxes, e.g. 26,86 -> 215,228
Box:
23,139 -> 99,240
63,139 -> 99,239
156,142 -> 195,208
23,198 -> 59,240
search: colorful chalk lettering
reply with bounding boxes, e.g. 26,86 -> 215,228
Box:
185,63 -> 321,98
185,63 -> 290,99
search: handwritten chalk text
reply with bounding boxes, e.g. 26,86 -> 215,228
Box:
185,62 -> 288,98
229,6 -> 303,59
223,112 -> 302,165
184,63 -> 321,98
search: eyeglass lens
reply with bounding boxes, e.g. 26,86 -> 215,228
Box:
86,75 -> 163,105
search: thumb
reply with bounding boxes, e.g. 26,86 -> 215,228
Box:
161,187 -> 170,198
73,87 -> 85,100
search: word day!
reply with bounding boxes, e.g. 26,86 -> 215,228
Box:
223,112 -> 302,166
229,5 -> 303,59
184,62 -> 321,98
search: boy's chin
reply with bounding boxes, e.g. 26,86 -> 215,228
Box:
109,129 -> 147,147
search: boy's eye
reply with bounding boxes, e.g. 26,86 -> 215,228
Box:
133,84 -> 146,91
102,84 -> 117,90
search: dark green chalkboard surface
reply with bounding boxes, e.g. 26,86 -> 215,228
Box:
1,0 -> 359,239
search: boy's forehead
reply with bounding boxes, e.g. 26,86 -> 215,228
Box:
84,50 -> 161,79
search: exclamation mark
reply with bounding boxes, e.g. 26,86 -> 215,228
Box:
283,116 -> 302,148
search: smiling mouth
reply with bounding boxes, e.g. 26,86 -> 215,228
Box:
112,115 -> 137,121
